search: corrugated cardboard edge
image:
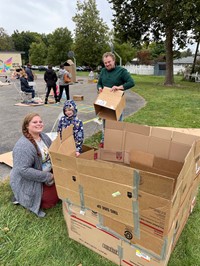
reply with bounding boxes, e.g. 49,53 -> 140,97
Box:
0,151 -> 13,167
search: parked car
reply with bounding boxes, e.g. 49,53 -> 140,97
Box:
38,65 -> 48,71
76,66 -> 84,71
53,66 -> 59,71
31,65 -> 39,70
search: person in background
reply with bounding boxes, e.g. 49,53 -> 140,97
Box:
10,113 -> 59,218
97,52 -> 135,147
20,70 -> 36,103
57,100 -> 84,156
44,65 -> 58,104
25,63 -> 34,82
57,64 -> 71,103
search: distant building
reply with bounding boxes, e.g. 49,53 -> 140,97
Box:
173,56 -> 194,66
0,51 -> 24,73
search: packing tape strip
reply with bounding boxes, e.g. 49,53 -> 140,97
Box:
133,170 -> 140,199
132,200 -> 140,239
79,185 -> 85,211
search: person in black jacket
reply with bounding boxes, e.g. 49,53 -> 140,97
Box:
44,65 -> 58,104
20,70 -> 35,101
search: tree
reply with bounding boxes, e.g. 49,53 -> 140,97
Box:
109,0 -> 200,85
29,41 -> 47,65
73,0 -> 109,67
11,31 -> 40,63
46,27 -> 73,65
0,27 -> 14,50
113,41 -> 137,65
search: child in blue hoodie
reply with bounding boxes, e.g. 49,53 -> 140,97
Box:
57,100 -> 84,156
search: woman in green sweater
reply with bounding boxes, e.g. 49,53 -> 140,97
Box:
97,52 -> 135,146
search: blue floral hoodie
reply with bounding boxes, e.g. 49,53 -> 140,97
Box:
57,100 -> 84,153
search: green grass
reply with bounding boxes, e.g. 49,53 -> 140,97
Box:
1,75 -> 200,265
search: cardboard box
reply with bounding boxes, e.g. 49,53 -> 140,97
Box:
64,59 -> 76,83
62,201 -> 121,265
94,87 -> 126,120
73,95 -> 84,101
63,201 -> 173,265
120,241 -> 172,266
49,122 -> 200,239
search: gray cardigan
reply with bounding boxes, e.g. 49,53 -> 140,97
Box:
10,133 -> 53,217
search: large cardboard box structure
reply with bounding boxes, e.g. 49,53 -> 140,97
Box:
94,87 -> 126,120
49,121 -> 200,241
62,201 -> 173,266
64,59 -> 76,83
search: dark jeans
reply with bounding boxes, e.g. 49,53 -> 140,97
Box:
23,88 -> 35,98
45,85 -> 58,102
58,84 -> 70,101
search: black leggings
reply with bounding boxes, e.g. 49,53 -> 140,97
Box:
45,85 -> 58,102
58,85 -> 69,101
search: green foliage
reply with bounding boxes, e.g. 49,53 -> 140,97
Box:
0,27 -> 14,50
113,42 -> 137,65
109,0 -> 200,85
73,0 -> 109,67
11,30 -> 41,63
46,27 -> 73,66
29,41 -> 48,65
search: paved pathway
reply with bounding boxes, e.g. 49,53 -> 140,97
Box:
0,74 -> 146,180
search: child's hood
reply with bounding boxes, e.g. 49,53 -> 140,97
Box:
63,100 -> 77,117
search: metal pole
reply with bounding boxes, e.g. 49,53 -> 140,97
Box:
114,51 -> 122,66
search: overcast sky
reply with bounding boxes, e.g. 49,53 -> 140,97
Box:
1,0 -> 113,35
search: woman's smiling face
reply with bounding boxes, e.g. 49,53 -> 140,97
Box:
27,115 -> 44,135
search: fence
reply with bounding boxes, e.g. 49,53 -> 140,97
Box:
124,64 -> 185,75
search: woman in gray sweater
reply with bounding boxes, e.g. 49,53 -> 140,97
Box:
10,113 -> 59,217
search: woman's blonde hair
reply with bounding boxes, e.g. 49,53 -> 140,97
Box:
22,113 -> 41,156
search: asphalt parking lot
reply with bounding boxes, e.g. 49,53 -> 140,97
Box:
0,74 -> 146,180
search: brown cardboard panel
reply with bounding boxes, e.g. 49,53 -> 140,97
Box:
77,158 -> 134,186
148,137 -> 170,159
169,142 -> 191,162
138,185 -> 181,237
79,173 -> 135,211
53,166 -> 79,191
0,151 -> 13,167
97,149 -> 125,163
104,128 -> 125,150
102,215 -> 176,258
73,95 -> 84,101
125,123 -> 151,136
121,241 -> 172,266
50,152 -> 77,170
172,131 -> 200,145
65,59 -> 76,83
125,132 -> 150,153
137,170 -> 175,199
62,202 -> 121,265
151,127 -> 173,140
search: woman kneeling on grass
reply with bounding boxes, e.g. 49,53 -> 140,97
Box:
10,113 -> 59,217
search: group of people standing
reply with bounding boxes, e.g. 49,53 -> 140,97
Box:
10,51 -> 135,218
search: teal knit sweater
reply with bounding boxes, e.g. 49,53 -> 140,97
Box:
97,66 -> 135,91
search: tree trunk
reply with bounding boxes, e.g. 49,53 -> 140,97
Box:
190,40 -> 200,76
164,27 -> 174,85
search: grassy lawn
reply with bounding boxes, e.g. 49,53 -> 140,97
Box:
1,75 -> 200,266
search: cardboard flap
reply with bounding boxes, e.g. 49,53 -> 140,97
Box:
94,87 -> 124,109
49,125 -> 76,156
62,125 -> 74,142
130,150 -> 154,168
